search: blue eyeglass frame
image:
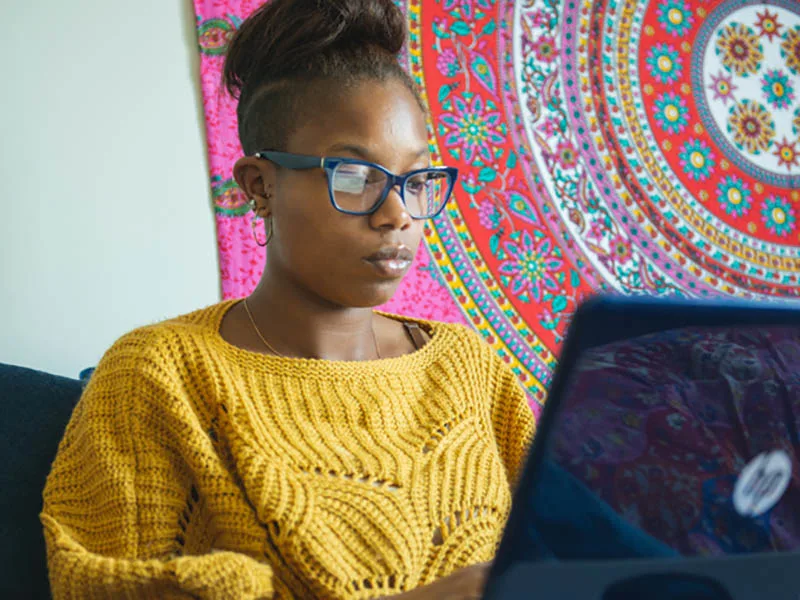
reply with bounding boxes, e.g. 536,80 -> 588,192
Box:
254,150 -> 459,219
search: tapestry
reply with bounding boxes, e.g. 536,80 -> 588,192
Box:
193,0 -> 800,413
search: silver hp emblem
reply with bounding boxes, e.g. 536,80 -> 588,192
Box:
733,450 -> 792,517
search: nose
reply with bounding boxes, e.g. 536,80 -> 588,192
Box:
368,185 -> 412,231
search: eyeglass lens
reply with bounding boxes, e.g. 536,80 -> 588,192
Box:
330,163 -> 451,217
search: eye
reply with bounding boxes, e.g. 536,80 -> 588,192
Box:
405,173 -> 428,194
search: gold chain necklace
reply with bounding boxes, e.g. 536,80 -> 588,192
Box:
242,298 -> 381,359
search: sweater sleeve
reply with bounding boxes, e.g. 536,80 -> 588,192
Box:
489,357 -> 537,487
41,333 -> 274,600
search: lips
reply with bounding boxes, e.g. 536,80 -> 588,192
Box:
364,245 -> 414,278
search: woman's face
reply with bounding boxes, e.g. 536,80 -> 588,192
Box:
246,78 -> 430,308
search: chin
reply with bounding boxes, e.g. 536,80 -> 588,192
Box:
337,280 -> 404,309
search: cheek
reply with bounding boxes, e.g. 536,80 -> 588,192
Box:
409,221 -> 426,249
275,194 -> 361,267
275,177 -> 334,240
271,177 -> 428,281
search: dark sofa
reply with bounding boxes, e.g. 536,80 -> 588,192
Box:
0,364 -> 84,599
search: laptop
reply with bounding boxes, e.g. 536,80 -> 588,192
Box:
484,295 -> 800,600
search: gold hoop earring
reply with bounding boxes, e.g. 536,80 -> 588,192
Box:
251,213 -> 274,247
264,214 -> 274,246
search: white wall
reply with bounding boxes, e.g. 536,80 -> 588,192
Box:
0,1 -> 221,378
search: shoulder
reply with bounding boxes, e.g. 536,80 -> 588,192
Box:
387,313 -> 510,377
93,300 -> 236,383
419,317 -> 503,361
75,302 -> 238,428
109,301 -> 233,351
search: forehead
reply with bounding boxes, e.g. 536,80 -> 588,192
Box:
286,79 -> 429,168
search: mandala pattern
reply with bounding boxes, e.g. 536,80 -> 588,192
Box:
717,175 -> 753,217
695,2 -> 800,187
762,195 -> 797,237
498,230 -> 564,303
653,92 -> 691,134
656,0 -> 694,37
439,93 -> 506,163
782,26 -> 800,74
755,9 -> 783,42
727,100 -> 775,155
715,22 -> 763,76
761,69 -> 795,109
708,71 -> 738,104
646,43 -> 684,84
679,139 -> 716,181
193,0 -> 800,413
774,137 -> 800,171
196,14 -> 242,55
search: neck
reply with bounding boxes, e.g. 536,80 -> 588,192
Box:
247,266 -> 379,361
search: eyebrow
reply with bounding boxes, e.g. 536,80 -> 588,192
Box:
325,143 -> 429,163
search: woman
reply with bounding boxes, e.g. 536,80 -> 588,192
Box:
41,0 -> 535,597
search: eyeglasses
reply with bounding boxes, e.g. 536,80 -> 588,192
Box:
255,150 -> 458,220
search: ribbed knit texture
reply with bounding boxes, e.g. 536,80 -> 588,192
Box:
42,300 -> 535,599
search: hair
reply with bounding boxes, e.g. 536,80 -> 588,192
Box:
223,0 -> 424,156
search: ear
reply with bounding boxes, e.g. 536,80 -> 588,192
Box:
234,156 -> 276,217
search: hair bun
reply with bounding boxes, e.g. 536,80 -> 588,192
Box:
225,0 -> 407,100
324,0 -> 406,54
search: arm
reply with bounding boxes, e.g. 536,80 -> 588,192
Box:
489,358 -> 536,487
41,334 -> 274,600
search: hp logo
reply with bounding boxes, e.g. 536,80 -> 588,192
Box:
733,450 -> 792,518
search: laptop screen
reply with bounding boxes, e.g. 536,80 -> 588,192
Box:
503,324 -> 800,565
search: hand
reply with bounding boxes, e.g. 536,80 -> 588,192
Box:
384,562 -> 491,600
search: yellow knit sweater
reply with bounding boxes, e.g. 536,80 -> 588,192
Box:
42,301 -> 535,599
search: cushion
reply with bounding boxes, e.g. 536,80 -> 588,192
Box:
0,363 -> 84,599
